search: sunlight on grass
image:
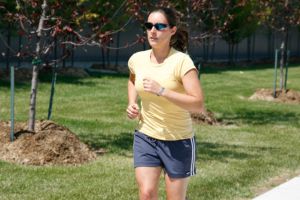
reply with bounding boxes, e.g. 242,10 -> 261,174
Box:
0,65 -> 300,199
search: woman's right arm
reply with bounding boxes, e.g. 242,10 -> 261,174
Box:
127,72 -> 140,119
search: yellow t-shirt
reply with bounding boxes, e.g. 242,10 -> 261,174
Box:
128,48 -> 196,140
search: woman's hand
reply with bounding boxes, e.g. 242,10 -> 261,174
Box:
127,103 -> 140,119
143,77 -> 162,95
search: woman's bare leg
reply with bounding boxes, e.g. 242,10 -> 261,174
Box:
135,167 -> 162,200
165,173 -> 189,200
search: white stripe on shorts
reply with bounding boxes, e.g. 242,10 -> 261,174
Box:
190,137 -> 196,176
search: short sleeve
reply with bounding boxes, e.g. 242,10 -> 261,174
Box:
128,55 -> 135,74
176,54 -> 197,79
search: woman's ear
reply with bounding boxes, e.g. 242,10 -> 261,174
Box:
170,26 -> 177,36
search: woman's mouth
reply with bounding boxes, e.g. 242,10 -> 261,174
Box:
150,37 -> 158,41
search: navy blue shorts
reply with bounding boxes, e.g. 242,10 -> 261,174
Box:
133,130 -> 196,178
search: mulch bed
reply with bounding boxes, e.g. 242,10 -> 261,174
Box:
191,110 -> 221,125
249,88 -> 300,104
192,88 -> 300,125
0,120 -> 97,166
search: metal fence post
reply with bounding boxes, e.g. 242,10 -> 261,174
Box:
48,38 -> 58,120
284,50 -> 290,91
10,66 -> 15,142
47,67 -> 57,120
273,49 -> 279,98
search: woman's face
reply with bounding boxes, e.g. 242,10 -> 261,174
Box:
146,12 -> 176,49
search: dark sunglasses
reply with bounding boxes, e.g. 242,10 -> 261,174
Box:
144,22 -> 169,31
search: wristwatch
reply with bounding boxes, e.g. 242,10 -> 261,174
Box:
157,87 -> 165,96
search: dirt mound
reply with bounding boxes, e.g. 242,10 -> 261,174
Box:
191,110 -> 220,125
0,120 -> 97,166
249,88 -> 300,104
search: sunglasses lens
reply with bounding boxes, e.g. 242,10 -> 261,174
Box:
144,22 -> 153,30
144,22 -> 168,30
155,23 -> 167,30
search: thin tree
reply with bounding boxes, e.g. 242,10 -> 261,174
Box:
258,0 -> 300,91
218,0 -> 259,64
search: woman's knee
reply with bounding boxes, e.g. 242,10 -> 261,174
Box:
135,167 -> 161,200
139,186 -> 158,200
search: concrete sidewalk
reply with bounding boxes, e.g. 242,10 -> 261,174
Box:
253,176 -> 300,200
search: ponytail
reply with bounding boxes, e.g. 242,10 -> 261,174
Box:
171,26 -> 188,52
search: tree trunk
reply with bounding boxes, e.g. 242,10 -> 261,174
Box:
279,28 -> 288,91
29,64 -> 39,131
28,0 -> 47,131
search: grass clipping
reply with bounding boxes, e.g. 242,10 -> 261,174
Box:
0,120 -> 96,166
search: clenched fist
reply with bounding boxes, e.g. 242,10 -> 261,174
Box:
126,103 -> 140,119
143,77 -> 162,95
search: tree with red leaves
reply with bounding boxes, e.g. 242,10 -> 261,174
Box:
0,0 -> 142,131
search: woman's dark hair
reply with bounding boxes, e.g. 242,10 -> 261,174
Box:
150,7 -> 188,52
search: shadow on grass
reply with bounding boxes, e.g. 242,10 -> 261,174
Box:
197,142 -> 277,162
79,129 -> 277,163
224,108 -> 300,125
80,131 -> 133,156
0,79 -> 30,89
82,132 -> 258,161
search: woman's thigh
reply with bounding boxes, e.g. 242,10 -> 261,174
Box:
165,174 -> 189,200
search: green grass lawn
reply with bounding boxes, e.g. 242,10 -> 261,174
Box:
0,64 -> 300,200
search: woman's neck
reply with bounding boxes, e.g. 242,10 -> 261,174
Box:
150,46 -> 171,64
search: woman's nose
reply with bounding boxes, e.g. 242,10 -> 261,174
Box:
150,26 -> 156,32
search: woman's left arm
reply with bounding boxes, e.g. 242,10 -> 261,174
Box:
143,68 -> 205,113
